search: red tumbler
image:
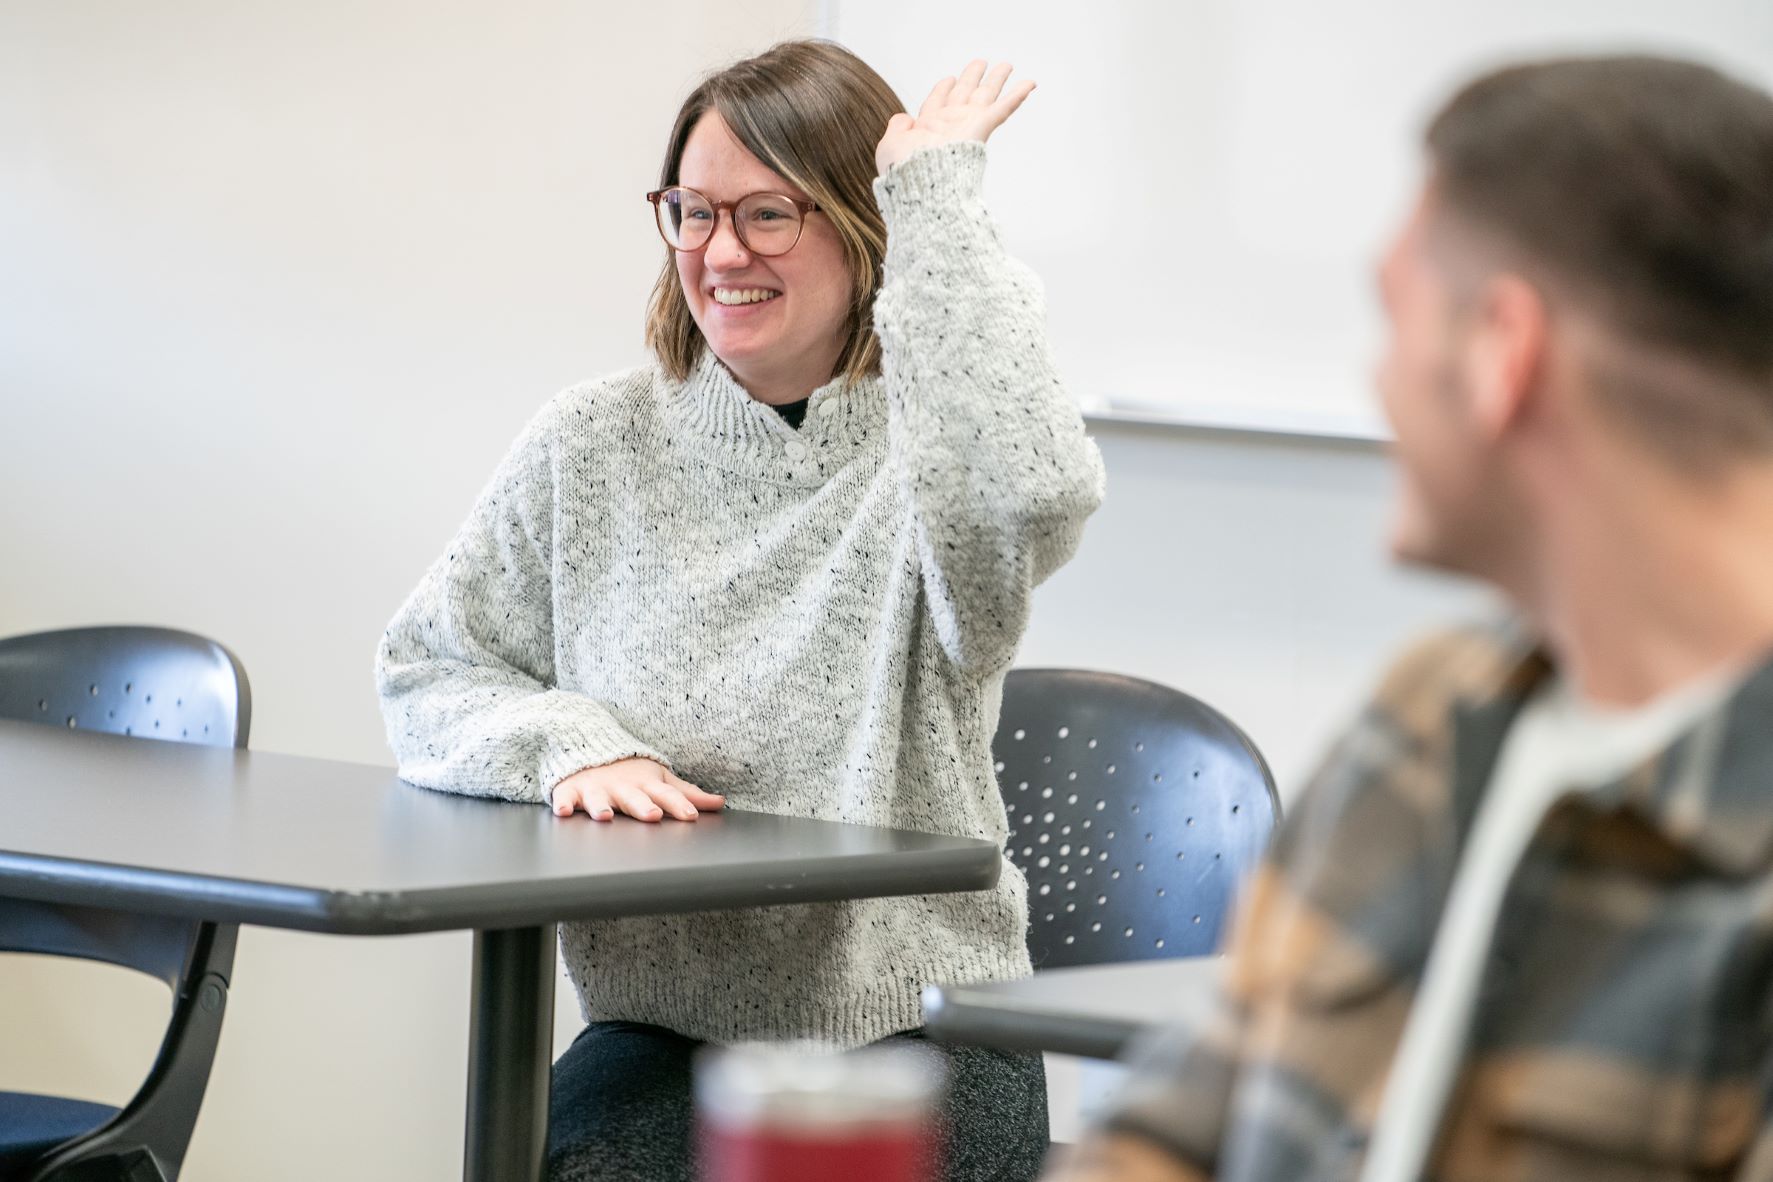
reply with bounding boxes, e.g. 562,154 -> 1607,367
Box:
695,1041 -> 946,1182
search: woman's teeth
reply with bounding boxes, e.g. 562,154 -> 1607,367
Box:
713,289 -> 781,306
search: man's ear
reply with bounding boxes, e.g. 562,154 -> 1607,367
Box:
1462,273 -> 1549,442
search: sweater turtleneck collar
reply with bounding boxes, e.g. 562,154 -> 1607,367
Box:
668,349 -> 886,485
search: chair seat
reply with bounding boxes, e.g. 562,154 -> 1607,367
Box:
0,1090 -> 119,1174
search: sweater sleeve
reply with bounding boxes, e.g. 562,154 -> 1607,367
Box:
375,398 -> 666,803
871,142 -> 1106,676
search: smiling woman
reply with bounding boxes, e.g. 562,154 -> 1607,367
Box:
375,38 -> 1105,1182
659,109 -> 855,403
645,41 -> 902,404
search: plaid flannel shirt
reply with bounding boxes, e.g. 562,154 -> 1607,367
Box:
1101,621 -> 1773,1182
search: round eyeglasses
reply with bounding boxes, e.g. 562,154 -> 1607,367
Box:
646,186 -> 821,258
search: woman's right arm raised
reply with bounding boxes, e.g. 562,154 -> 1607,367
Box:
374,399 -> 720,821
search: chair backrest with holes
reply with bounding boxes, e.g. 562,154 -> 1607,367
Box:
0,625 -> 251,747
995,668 -> 1279,969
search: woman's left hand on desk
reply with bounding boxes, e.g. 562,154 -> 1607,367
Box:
549,757 -> 725,823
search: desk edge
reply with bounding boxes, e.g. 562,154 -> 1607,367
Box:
922,980 -> 1144,1061
0,839 -> 1002,935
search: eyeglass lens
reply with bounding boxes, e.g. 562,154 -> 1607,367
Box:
656,188 -> 803,256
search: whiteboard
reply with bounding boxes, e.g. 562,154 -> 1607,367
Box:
823,0 -> 1773,440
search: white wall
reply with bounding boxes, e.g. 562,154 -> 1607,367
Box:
828,0 -> 1773,437
0,4 -> 1483,1176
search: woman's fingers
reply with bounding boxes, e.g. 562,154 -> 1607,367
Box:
950,59 -> 988,104
554,780 -> 615,821
613,782 -> 665,823
971,62 -> 1014,105
670,774 -> 726,811
645,781 -> 700,822
989,79 -> 1037,128
549,762 -> 723,822
918,77 -> 956,120
914,62 -> 1033,144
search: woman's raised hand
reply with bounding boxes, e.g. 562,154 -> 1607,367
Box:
549,757 -> 725,822
875,60 -> 1036,175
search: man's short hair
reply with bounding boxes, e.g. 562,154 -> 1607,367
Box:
1426,56 -> 1773,465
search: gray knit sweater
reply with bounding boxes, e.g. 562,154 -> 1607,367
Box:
376,142 -> 1105,1048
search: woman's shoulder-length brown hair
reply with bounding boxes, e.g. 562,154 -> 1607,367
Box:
645,40 -> 904,388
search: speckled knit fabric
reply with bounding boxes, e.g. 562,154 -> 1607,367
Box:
376,142 -> 1105,1048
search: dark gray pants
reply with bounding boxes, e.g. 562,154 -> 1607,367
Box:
547,1021 -> 1050,1182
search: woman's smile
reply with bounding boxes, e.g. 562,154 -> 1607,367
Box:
709,285 -> 783,309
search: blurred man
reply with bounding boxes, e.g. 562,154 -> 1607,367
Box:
1048,55 -> 1773,1182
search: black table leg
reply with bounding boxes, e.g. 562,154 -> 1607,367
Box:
465,924 -> 558,1182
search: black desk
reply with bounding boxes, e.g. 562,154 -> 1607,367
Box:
0,720 -> 1001,1181
922,958 -> 1220,1061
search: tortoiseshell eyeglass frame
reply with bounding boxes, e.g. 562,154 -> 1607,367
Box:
646,186 -> 822,257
